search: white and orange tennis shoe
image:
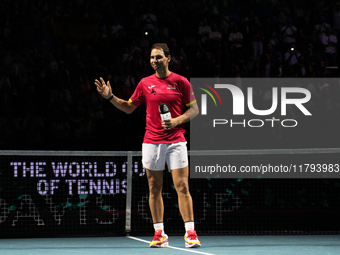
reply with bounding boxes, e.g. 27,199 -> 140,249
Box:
150,230 -> 169,248
184,230 -> 201,248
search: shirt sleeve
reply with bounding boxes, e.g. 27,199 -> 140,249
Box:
332,35 -> 338,43
128,80 -> 144,107
181,78 -> 196,107
321,35 -> 328,46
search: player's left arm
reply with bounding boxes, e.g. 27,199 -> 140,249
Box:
162,102 -> 199,130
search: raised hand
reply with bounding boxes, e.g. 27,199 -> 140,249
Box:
94,77 -> 112,99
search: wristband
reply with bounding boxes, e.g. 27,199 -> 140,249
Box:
107,94 -> 114,101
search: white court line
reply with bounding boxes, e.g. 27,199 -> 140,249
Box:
127,236 -> 216,255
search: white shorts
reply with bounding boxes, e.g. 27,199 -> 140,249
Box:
142,142 -> 188,171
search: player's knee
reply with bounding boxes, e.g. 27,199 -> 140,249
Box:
175,181 -> 189,195
148,182 -> 163,196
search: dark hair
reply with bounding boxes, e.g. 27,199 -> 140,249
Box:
151,43 -> 170,57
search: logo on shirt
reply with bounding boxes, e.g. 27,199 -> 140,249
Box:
167,83 -> 177,90
148,85 -> 155,89
150,88 -> 156,95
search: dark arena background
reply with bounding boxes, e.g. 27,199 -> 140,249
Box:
1,0 -> 340,247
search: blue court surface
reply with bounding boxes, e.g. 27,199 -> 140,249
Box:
1,235 -> 340,255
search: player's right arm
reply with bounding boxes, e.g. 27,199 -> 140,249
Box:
94,77 -> 137,114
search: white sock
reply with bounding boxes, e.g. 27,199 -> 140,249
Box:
153,222 -> 164,234
185,221 -> 195,232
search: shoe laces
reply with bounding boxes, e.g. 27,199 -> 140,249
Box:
152,230 -> 163,241
186,230 -> 198,240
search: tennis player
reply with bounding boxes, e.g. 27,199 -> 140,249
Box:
94,43 -> 200,248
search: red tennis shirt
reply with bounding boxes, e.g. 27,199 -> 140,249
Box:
129,72 -> 196,143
